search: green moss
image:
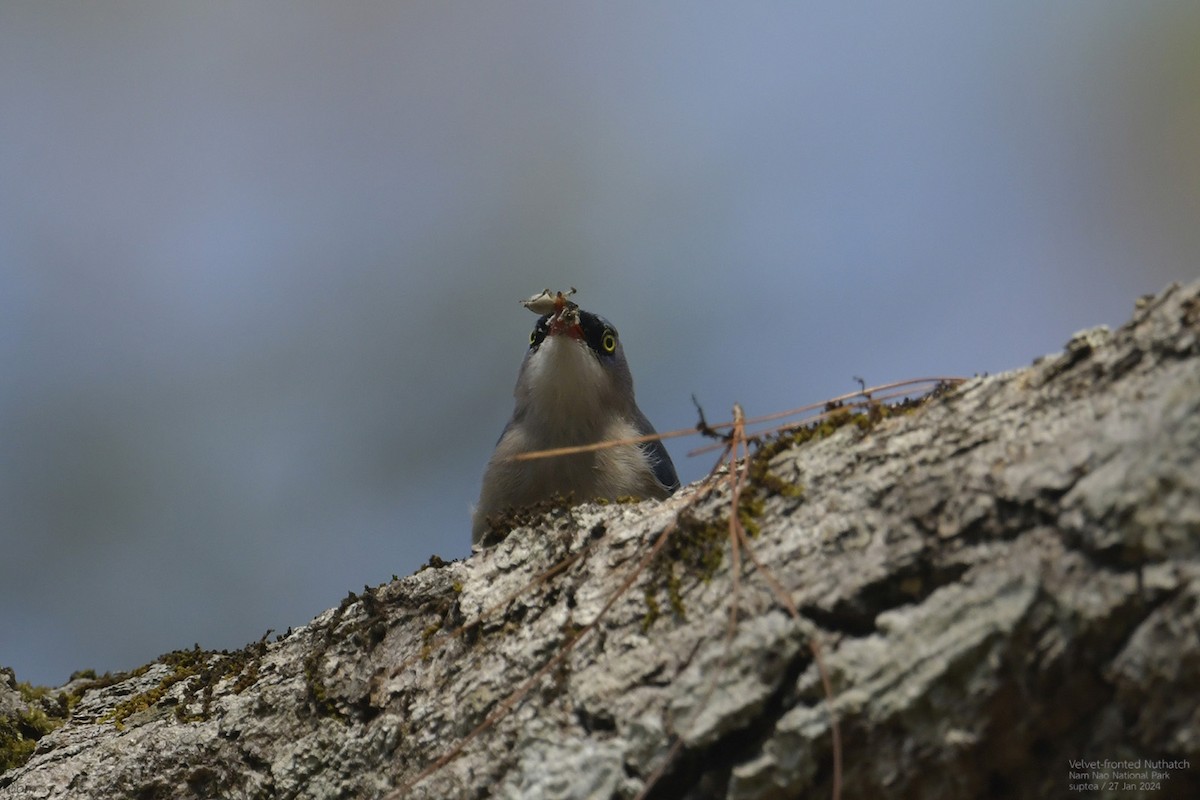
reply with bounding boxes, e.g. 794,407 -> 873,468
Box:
15,682 -> 52,704
640,388 -> 952,629
478,492 -> 576,545
299,583 -> 402,722
304,661 -> 342,721
665,568 -> 686,618
0,669 -> 90,773
746,437 -> 805,499
642,510 -> 728,629
94,638 -> 271,730
0,700 -> 64,772
641,587 -> 662,631
0,708 -> 53,771
420,622 -> 443,661
99,646 -> 204,729
415,554 -> 450,574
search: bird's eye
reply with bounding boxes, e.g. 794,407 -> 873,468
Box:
529,330 -> 538,345
602,329 -> 617,353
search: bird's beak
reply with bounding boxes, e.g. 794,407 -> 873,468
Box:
548,303 -> 584,340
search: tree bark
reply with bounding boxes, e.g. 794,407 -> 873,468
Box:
3,281 -> 1199,800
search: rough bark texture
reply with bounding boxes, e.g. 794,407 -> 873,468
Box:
3,281 -> 1199,800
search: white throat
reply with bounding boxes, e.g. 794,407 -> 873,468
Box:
521,335 -> 612,446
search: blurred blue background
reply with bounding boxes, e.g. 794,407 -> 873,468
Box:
2,3 -> 1198,686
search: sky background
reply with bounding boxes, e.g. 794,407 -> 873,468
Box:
2,3 -> 1198,686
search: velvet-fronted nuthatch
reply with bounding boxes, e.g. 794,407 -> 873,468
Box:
472,290 -> 679,545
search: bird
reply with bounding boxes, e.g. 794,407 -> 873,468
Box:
472,290 -> 679,545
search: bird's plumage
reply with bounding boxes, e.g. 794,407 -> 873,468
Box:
472,301 -> 678,545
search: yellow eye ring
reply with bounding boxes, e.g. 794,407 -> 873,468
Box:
529,330 -> 538,345
602,330 -> 617,353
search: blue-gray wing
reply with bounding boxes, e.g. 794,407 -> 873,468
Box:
632,409 -> 680,494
